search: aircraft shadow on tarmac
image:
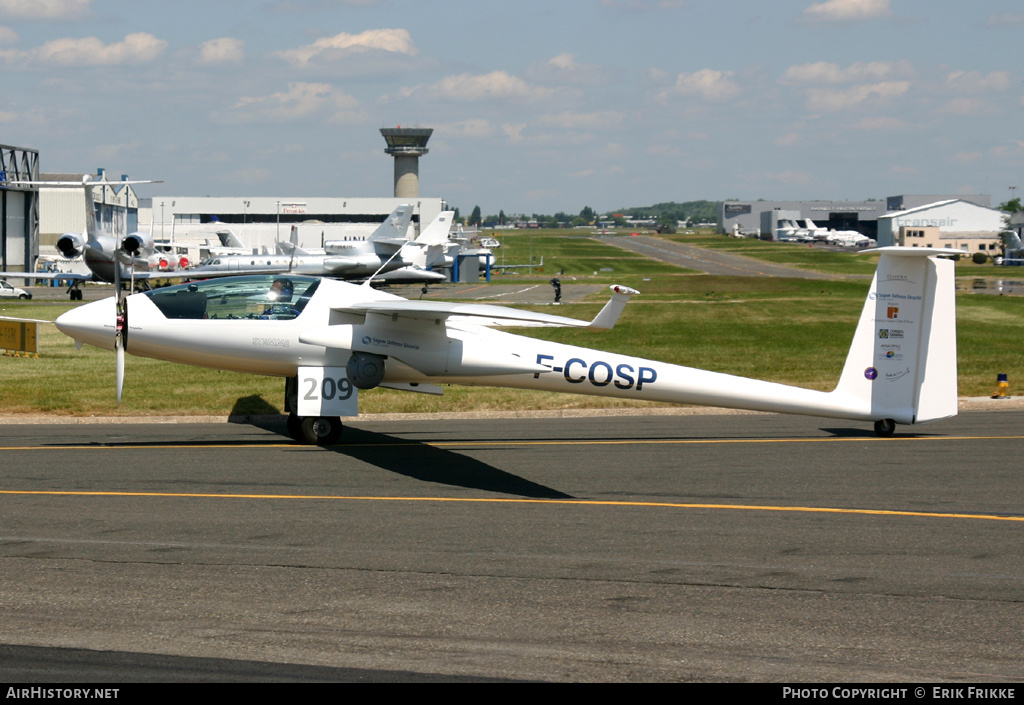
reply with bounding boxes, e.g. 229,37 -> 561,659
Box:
818,427 -> 937,438
42,418 -> 574,500
322,427 -> 574,500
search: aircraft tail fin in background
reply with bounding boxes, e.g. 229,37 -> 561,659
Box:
414,211 -> 455,246
216,230 -> 246,249
400,211 -> 455,268
367,204 -> 415,243
833,247 -> 958,425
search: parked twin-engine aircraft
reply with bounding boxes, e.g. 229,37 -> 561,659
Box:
54,247 -> 958,443
0,176 -> 185,299
804,218 -> 872,247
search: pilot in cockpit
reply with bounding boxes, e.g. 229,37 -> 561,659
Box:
262,277 -> 296,318
268,277 -> 294,302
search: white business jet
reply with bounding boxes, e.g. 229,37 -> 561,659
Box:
54,247 -> 958,444
188,208 -> 450,284
805,218 -> 872,247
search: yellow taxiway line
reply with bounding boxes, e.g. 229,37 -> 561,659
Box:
0,489 -> 1020,523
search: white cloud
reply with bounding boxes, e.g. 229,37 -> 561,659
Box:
805,80 -> 909,112
660,68 -> 739,102
428,71 -> 553,102
802,0 -> 890,22
0,0 -> 92,19
200,37 -> 244,64
774,132 -> 801,146
502,123 -> 527,142
275,28 -> 416,67
227,82 -> 364,123
782,60 -> 911,85
528,52 -> 606,85
945,70 -> 1011,93
0,25 -> 16,45
11,32 -> 168,65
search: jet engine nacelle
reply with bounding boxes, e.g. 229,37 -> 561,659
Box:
56,232 -> 85,259
121,231 -> 154,256
347,351 -> 386,389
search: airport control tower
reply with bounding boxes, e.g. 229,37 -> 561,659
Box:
380,127 -> 432,198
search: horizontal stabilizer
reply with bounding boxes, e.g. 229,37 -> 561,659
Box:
334,284 -> 638,330
588,285 -> 639,331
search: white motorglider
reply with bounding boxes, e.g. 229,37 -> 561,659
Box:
55,247 -> 957,443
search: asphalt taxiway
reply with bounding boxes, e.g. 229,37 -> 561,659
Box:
1,411 -> 1022,682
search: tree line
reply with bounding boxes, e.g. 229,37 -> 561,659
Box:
454,201 -> 721,232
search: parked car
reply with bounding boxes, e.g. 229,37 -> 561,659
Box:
0,280 -> 32,299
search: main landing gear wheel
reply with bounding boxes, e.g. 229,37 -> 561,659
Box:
874,419 -> 896,437
298,416 -> 343,445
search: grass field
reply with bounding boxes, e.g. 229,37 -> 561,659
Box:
2,231 -> 1022,416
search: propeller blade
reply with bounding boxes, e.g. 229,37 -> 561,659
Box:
113,254 -> 126,405
116,344 -> 125,405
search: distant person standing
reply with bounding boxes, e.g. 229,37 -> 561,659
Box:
550,277 -> 561,304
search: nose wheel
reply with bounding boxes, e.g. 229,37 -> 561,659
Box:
873,419 -> 896,437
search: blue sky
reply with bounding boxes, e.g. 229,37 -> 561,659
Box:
1,0 -> 1021,216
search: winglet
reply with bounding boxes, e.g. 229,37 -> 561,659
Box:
588,284 -> 639,331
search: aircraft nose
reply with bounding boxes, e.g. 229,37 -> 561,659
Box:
56,297 -> 116,351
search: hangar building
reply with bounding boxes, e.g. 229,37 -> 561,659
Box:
0,144 -> 39,274
136,196 -> 446,258
877,199 -> 1008,251
720,194 -> 991,240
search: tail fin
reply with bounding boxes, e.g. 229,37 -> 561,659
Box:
367,204 -> 414,243
400,211 -> 455,268
833,247 -> 957,425
216,229 -> 246,249
414,211 -> 455,246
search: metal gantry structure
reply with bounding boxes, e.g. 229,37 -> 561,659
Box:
0,144 -> 40,274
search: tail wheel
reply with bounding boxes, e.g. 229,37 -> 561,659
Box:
299,416 -> 343,445
874,419 -> 896,437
